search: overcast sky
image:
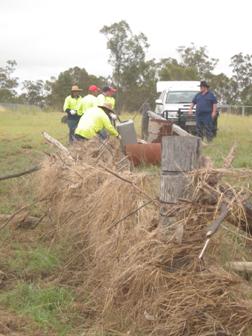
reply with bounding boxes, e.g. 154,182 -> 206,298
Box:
1,0 -> 252,84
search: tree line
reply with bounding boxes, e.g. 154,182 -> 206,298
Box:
1,20 -> 252,111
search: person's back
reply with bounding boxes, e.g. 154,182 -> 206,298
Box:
105,96 -> 115,110
97,86 -> 111,107
75,106 -> 118,139
97,93 -> 105,106
81,94 -> 97,111
81,85 -> 100,114
106,86 -> 116,110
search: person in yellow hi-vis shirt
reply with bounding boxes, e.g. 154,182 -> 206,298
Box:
106,87 -> 116,110
74,103 -> 119,141
81,85 -> 100,114
97,86 -> 111,106
63,85 -> 83,143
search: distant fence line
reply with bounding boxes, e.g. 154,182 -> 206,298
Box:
0,103 -> 42,112
1,102 -> 252,116
219,105 -> 252,116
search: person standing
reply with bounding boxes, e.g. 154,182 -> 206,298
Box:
74,103 -> 119,141
63,85 -> 83,143
189,81 -> 217,142
81,85 -> 100,114
97,86 -> 111,107
97,86 -> 118,139
106,87 -> 117,110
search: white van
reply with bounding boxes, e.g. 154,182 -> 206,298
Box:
155,81 -> 200,133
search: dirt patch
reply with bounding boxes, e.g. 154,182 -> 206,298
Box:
0,308 -> 47,336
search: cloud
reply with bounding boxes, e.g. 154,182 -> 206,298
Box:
1,0 -> 252,82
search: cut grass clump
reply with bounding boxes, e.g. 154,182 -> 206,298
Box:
8,246 -> 61,277
0,282 -> 74,334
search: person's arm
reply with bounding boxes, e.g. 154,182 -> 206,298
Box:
211,93 -> 218,119
188,103 -> 195,115
102,114 -> 119,137
76,98 -> 84,116
189,95 -> 197,115
63,97 -> 75,115
212,104 -> 217,119
63,97 -> 69,112
108,97 -> 115,109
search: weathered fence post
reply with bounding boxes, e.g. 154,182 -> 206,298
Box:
160,136 -> 201,228
160,136 -> 201,203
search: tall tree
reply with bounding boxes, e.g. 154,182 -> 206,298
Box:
101,20 -> 154,110
240,85 -> 252,106
230,52 -> 252,102
0,60 -> 19,102
207,73 -> 238,104
48,67 -> 105,109
123,59 -> 158,110
158,58 -> 199,81
178,44 -> 218,79
21,80 -> 47,107
101,20 -> 132,90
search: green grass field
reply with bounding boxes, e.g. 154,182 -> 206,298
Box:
203,114 -> 252,168
0,110 -> 251,176
0,109 -> 252,335
0,110 -> 66,174
0,109 -> 251,213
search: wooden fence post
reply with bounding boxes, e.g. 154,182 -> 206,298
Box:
160,136 -> 201,203
160,136 -> 201,228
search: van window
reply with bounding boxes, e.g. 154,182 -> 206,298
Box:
165,91 -> 198,104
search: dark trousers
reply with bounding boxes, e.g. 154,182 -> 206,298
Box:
196,114 -> 214,142
67,118 -> 80,143
74,134 -> 88,142
98,129 -> 108,140
98,116 -> 114,140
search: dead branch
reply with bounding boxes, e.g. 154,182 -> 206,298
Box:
206,203 -> 229,237
147,111 -> 166,120
199,203 -> 230,259
226,262 -> 252,274
172,123 -> 192,137
99,164 -> 159,205
116,155 -> 129,167
108,200 -> 153,231
42,131 -> 74,160
95,141 -> 114,164
0,165 -> 41,181
0,198 -> 46,231
223,144 -> 237,168
0,214 -> 39,223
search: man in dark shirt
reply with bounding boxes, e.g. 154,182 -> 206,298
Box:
189,81 -> 217,142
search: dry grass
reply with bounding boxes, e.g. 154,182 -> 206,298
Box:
33,137 -> 252,335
